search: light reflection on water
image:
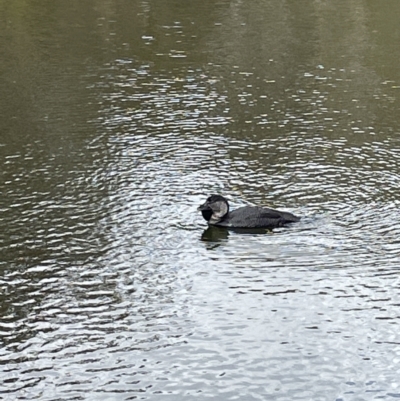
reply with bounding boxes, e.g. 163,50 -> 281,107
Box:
2,1 -> 400,400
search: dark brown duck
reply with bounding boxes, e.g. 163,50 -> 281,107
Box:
198,194 -> 300,229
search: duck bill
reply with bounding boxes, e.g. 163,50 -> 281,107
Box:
197,202 -> 209,211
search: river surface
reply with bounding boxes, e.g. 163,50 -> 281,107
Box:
1,1 -> 400,400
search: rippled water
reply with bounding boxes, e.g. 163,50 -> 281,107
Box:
2,1 -> 400,400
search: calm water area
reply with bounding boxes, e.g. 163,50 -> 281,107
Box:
1,1 -> 400,400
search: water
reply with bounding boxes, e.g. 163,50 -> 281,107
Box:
1,1 -> 400,400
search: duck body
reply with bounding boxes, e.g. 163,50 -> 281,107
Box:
198,194 -> 300,229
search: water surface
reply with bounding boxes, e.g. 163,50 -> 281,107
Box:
1,1 -> 400,400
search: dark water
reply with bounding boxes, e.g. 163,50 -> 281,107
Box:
1,1 -> 400,400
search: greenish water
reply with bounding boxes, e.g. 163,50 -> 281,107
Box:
1,1 -> 400,400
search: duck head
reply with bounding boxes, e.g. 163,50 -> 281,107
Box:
198,195 -> 229,223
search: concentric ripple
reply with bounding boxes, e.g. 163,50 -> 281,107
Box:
2,1 -> 400,400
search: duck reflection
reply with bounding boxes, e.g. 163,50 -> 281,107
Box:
201,225 -> 272,244
201,226 -> 230,243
